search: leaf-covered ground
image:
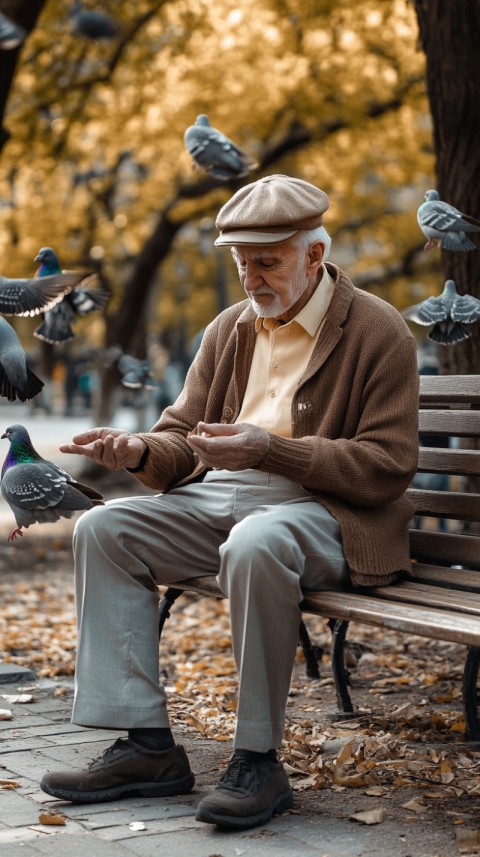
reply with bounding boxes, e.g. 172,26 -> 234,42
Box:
1,518 -> 480,854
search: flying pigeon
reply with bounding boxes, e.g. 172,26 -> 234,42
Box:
402,279 -> 480,344
0,317 -> 44,402
105,346 -> 157,389
70,1 -> 120,40
184,115 -> 258,181
1,424 -> 104,541
0,11 -> 27,50
33,247 -> 108,344
0,271 -> 89,317
417,189 -> 480,252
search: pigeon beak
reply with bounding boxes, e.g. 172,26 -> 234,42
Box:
1,433 -> 6,439
34,254 -> 42,262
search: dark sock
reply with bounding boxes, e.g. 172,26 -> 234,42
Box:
128,727 -> 175,751
234,748 -> 277,762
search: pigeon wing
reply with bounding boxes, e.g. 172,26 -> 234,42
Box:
402,296 -> 449,325
451,294 -> 480,324
0,272 -> 90,316
420,201 -> 480,235
69,286 -> 110,316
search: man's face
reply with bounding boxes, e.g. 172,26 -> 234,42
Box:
232,239 -> 323,323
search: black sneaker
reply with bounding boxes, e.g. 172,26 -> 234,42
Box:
40,738 -> 195,804
195,750 -> 293,830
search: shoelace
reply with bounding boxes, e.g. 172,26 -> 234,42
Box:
87,737 -> 129,771
219,755 -> 272,793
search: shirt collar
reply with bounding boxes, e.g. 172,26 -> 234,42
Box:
254,265 -> 335,336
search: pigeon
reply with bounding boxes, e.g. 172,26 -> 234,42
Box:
0,11 -> 27,50
417,189 -> 480,251
1,424 -> 104,541
402,279 -> 480,344
33,247 -> 108,344
104,346 -> 158,389
70,1 -> 120,40
0,317 -> 44,402
184,115 -> 258,181
0,271 -> 89,317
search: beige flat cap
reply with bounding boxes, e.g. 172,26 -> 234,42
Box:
214,174 -> 329,246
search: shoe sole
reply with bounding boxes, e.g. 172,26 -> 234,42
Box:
195,789 -> 293,830
40,773 -> 195,804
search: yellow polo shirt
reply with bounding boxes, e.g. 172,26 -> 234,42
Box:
236,266 -> 335,437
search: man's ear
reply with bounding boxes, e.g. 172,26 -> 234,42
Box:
306,241 -> 325,274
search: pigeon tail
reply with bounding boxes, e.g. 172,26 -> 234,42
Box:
428,322 -> 472,345
33,316 -> 75,344
0,367 -> 44,403
441,232 -> 476,252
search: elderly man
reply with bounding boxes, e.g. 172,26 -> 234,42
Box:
40,175 -> 419,830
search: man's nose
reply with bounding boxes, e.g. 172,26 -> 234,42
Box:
242,261 -> 264,290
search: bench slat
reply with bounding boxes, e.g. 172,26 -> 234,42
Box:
372,582 -> 480,614
417,447 -> 480,476
408,488 -> 480,521
419,410 -> 480,436
420,375 -> 480,403
412,564 -> 480,591
301,590 -> 480,646
409,529 -> 480,569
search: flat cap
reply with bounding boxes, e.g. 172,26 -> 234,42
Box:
214,174 -> 329,246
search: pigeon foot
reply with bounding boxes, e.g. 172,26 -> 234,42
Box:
7,527 -> 23,541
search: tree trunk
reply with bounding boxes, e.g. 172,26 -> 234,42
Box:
414,0 -> 480,374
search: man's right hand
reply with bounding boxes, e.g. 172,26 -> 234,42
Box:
59,427 -> 148,472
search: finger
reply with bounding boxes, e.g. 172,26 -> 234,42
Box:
197,422 -> 239,437
59,442 -> 95,458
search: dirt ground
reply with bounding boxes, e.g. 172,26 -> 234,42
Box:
1,474 -> 479,856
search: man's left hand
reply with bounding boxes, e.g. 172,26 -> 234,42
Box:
186,422 -> 270,471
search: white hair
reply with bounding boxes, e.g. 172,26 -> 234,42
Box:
291,226 -> 331,260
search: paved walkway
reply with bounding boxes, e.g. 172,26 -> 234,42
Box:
0,673 -> 465,857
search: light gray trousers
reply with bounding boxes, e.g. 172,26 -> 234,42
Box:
72,469 -> 348,752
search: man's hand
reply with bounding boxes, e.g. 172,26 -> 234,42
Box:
186,422 -> 270,471
59,427 -> 148,471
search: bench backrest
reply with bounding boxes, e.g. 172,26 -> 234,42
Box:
408,374 -> 480,573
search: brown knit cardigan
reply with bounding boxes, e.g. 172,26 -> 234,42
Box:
134,263 -> 419,587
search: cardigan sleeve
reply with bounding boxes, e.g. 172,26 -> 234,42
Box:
260,333 -> 419,507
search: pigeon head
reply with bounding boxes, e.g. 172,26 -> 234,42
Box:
424,189 -> 439,202
444,279 -> 457,293
195,114 -> 211,126
1,424 -> 39,469
34,247 -> 61,276
34,247 -> 60,266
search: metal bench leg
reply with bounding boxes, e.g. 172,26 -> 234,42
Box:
463,646 -> 480,741
299,619 -> 321,679
158,587 -> 185,641
331,619 -> 354,713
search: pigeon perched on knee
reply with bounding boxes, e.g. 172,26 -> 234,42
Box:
417,189 -> 480,252
1,424 -> 104,541
0,318 -> 44,402
402,279 -> 480,344
184,115 -> 258,181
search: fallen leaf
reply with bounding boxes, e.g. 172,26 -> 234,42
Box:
0,778 -> 19,789
38,811 -> 66,826
402,798 -> 428,813
456,827 -> 480,853
2,693 -> 33,704
350,808 -> 385,825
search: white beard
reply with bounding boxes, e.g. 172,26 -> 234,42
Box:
247,264 -> 308,319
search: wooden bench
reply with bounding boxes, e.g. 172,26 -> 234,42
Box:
158,374 -> 480,740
